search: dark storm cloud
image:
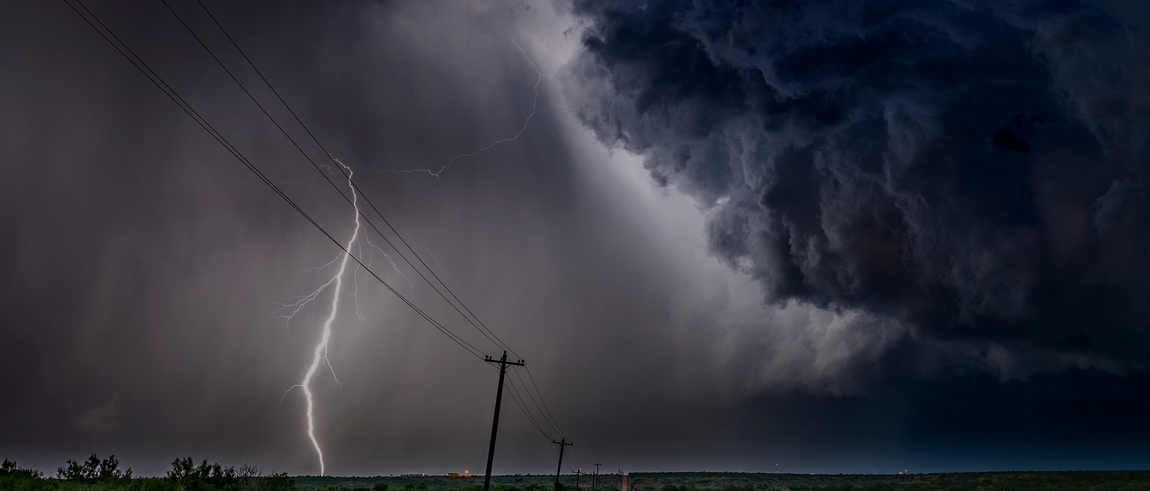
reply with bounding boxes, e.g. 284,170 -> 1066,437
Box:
562,0 -> 1150,375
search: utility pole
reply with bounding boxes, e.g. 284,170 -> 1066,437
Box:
553,438 -> 573,491
593,463 -> 601,491
575,469 -> 582,490
483,351 -> 525,491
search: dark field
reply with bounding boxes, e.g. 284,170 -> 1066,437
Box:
6,459 -> 1150,491
295,471 -> 1150,491
626,471 -> 1150,490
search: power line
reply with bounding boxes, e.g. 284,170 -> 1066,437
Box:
62,0 -> 489,362
502,369 -> 556,442
520,366 -> 568,438
491,363 -> 553,442
493,365 -> 567,451
510,367 -> 564,438
562,449 -> 579,475
179,0 -> 577,452
570,446 -> 584,471
176,0 -> 520,358
77,0 -> 579,463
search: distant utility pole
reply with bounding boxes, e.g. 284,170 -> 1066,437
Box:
553,438 -> 573,491
483,351 -> 525,491
594,463 -> 601,491
575,469 -> 583,490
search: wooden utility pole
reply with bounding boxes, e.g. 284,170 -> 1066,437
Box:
593,463 -> 601,491
553,438 -> 573,491
483,351 -> 525,491
575,469 -> 583,490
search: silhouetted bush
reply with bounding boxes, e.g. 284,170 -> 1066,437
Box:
1,459 -> 53,491
163,456 -> 294,491
57,454 -> 131,483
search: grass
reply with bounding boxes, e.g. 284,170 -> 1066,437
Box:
6,458 -> 1150,491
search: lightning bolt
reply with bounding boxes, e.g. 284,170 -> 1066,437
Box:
297,159 -> 361,476
267,39 -> 554,477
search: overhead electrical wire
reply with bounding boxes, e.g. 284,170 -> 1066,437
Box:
509,367 -> 565,438
500,367 -> 557,443
570,445 -> 584,471
169,0 -> 520,359
521,366 -> 568,438
178,0 -> 572,444
69,0 -> 575,460
562,448 -> 579,474
62,0 -> 488,361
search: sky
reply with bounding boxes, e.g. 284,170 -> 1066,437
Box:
2,0 -> 1150,478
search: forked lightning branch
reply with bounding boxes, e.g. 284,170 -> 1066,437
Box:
275,161 -> 361,476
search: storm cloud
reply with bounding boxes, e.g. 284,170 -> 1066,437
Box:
562,0 -> 1150,379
